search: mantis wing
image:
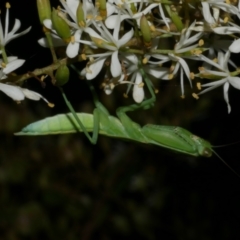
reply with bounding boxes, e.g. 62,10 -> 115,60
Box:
15,112 -> 129,139
15,113 -> 95,135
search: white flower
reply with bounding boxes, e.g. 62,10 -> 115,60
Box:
0,56 -> 25,79
0,56 -> 52,106
0,3 -> 31,53
201,2 -> 219,29
39,0 -> 96,58
0,82 -> 53,106
203,0 -> 239,17
122,54 -> 145,103
105,1 -> 158,29
101,55 -> 145,103
110,54 -> 169,103
82,16 -> 133,79
197,51 -> 240,113
59,0 -> 95,58
147,22 -> 202,97
213,22 -> 240,53
38,20 -> 66,48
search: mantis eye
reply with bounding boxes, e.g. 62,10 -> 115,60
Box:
201,148 -> 212,157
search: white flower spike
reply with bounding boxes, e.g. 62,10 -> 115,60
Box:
83,16 -> 134,79
0,81 -> 54,107
0,2 -> 31,53
198,51 -> 240,113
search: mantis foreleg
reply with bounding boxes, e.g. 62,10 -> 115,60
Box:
116,61 -> 156,141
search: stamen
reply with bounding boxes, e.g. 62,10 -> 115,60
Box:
71,35 -> 75,43
86,65 -> 92,74
110,83 -> 115,90
197,82 -> 201,90
224,17 -> 228,23
168,74 -> 174,80
95,15 -> 102,21
81,54 -> 87,60
170,65 -> 175,72
192,93 -> 199,99
142,58 -> 148,64
198,39 -> 204,47
6,2 -> 11,8
1,62 -> 6,68
79,20 -> 86,28
190,72 -> 195,80
48,102 -> 55,108
150,25 -> 156,32
192,49 -> 202,55
87,14 -> 93,20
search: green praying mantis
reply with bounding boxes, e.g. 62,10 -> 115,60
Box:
15,64 -> 239,176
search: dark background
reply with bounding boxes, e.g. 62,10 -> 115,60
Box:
0,1 -> 240,239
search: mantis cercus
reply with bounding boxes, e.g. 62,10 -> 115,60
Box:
15,64 -> 238,176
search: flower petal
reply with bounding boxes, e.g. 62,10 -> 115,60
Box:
133,72 -> 144,103
111,51 -> 121,77
3,59 -> 25,74
86,57 -> 106,80
60,0 -> 78,23
105,15 -> 130,29
21,88 -> 50,105
146,67 -> 170,79
66,30 -> 82,58
43,19 -> 53,29
201,2 -> 215,25
38,36 -> 65,48
228,77 -> 240,90
0,83 -> 25,101
118,28 -> 134,48
229,39 -> 240,53
223,82 -> 231,113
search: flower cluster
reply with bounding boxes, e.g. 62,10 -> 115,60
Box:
0,2 -> 53,106
1,0 -> 240,113
36,0 -> 240,112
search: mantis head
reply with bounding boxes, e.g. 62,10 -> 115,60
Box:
191,135 -> 212,157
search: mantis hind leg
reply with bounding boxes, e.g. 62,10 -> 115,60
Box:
67,64 -> 112,144
71,64 -> 110,116
61,87 -> 100,144
87,81 -> 110,115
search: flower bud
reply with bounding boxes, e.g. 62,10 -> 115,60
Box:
55,65 -> 70,86
97,0 -> 107,19
140,14 -> 151,47
130,3 -> 137,14
37,0 -> 51,24
51,8 -> 71,42
76,3 -> 86,28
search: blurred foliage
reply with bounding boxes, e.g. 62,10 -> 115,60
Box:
0,1 -> 240,240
